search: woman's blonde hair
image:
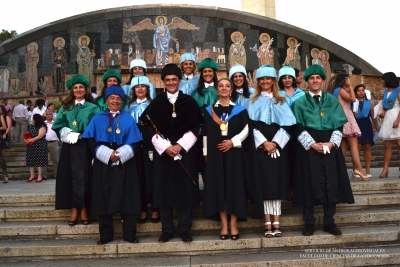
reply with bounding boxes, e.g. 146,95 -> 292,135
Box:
251,78 -> 285,105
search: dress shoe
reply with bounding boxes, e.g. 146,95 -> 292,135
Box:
138,217 -> 148,224
180,231 -> 193,242
151,217 -> 160,223
97,238 -> 113,245
323,224 -> 342,235
26,176 -> 37,182
302,224 -> 315,236
125,237 -> 139,243
158,232 -> 174,243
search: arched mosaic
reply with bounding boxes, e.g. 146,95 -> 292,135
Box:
0,5 -> 380,97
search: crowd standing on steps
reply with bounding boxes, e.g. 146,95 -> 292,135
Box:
5,58 -> 399,246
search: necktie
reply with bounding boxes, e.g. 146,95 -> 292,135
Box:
313,95 -> 320,103
236,89 -> 243,94
76,103 -> 82,107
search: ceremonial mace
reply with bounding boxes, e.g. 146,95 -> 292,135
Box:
146,115 -> 197,185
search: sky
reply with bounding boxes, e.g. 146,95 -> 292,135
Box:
0,0 -> 398,75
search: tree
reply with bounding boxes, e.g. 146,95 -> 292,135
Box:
0,29 -> 17,43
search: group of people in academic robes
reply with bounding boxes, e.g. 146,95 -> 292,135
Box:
53,54 -> 355,245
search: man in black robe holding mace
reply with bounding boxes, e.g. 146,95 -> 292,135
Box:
140,64 -> 202,242
290,65 -> 354,236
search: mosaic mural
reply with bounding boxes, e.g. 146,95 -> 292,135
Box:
0,14 -> 363,97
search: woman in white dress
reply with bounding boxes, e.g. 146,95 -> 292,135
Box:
378,72 -> 400,178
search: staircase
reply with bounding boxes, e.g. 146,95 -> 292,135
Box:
3,141 -> 399,181
1,143 -> 400,266
4,143 -> 58,180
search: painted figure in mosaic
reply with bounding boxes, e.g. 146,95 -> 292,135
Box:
229,31 -> 246,68
154,16 -> 171,67
52,37 -> 67,93
25,42 -> 39,96
76,35 -> 94,81
129,16 -> 199,68
321,50 -> 331,80
311,48 -> 322,67
252,33 -> 274,67
0,67 -> 10,95
282,37 -> 301,70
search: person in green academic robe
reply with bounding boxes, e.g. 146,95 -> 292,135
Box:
52,74 -> 100,226
95,70 -> 129,111
290,65 -> 354,237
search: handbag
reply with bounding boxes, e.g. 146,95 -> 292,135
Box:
377,105 -> 385,118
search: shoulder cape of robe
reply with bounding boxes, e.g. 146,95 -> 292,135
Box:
82,111 -> 142,145
291,92 -> 347,131
125,99 -> 151,124
191,86 -> 219,107
247,95 -> 296,126
279,88 -> 305,107
235,87 -> 256,109
179,75 -> 200,95
52,101 -> 100,136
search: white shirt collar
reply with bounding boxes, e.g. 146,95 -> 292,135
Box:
137,98 -> 147,104
204,82 -> 214,88
184,74 -> 194,80
309,91 -> 322,98
74,99 -> 86,105
214,100 -> 235,107
167,91 -> 179,99
109,110 -> 120,117
261,91 -> 273,98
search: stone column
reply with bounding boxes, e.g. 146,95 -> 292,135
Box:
242,0 -> 276,19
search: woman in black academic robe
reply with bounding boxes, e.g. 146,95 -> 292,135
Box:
53,75 -> 99,226
203,78 -> 250,241
247,65 -> 297,238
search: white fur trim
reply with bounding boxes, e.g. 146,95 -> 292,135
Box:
151,134 -> 171,155
298,130 -> 315,150
177,131 -> 198,153
96,145 -> 114,165
116,145 -> 134,164
272,128 -> 290,149
253,129 -> 267,149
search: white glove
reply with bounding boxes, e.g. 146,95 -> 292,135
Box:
174,154 -> 182,161
323,145 -> 330,154
268,149 -> 280,158
148,151 -> 153,161
67,132 -> 81,144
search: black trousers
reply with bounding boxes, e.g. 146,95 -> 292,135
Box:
99,214 -> 137,241
159,206 -> 192,234
302,203 -> 336,226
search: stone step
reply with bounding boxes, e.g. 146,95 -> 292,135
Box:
1,208 -> 400,240
0,225 -> 399,262
4,245 -> 400,267
2,177 -> 400,206
7,172 -> 56,180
